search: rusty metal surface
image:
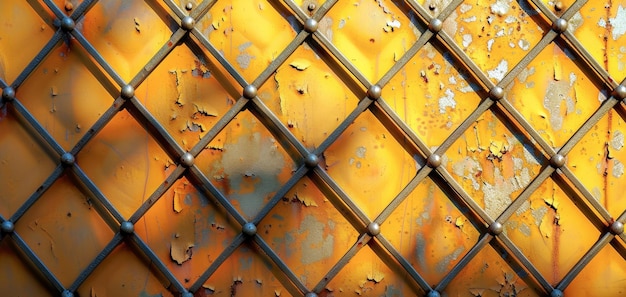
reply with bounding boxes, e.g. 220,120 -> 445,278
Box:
1,0 -> 626,296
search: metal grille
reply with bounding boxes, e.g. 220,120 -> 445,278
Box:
1,0 -> 625,296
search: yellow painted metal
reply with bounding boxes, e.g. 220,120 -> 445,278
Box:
1,0 -> 626,296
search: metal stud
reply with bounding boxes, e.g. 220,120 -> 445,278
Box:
550,289 -> 564,297
552,18 -> 568,33
488,222 -> 503,235
61,152 -> 75,166
304,154 -> 319,168
121,84 -> 135,100
61,290 -> 74,297
304,293 -> 318,297
550,154 -> 566,168
1,220 -> 14,233
426,154 -> 442,168
428,18 -> 443,33
426,290 -> 441,297
307,3 -> 316,11
2,87 -> 15,102
180,152 -> 195,168
304,18 -> 318,33
243,85 -> 257,99
181,291 -> 194,297
367,84 -> 382,100
181,16 -> 195,31
610,221 -> 624,235
612,84 -> 626,101
185,2 -> 194,10
120,221 -> 134,234
367,222 -> 381,236
489,86 -> 504,101
60,17 -> 75,32
242,222 -> 257,236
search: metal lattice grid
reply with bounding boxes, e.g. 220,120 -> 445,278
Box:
1,0 -> 626,296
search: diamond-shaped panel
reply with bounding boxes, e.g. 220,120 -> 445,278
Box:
258,45 -> 359,149
14,174 -> 114,286
77,110 -> 172,219
448,0 -> 549,84
76,243 -> 175,297
16,41 -> 113,151
0,110 -> 57,217
324,111 -> 417,219
0,1 -> 55,84
0,239 -> 53,297
506,42 -> 605,148
573,0 -> 626,80
133,176 -> 241,286
384,178 -> 481,285
195,111 -> 296,221
138,43 -> 236,151
445,109 -> 544,217
259,176 -> 359,288
202,0 -> 297,81
81,0 -> 173,82
505,178 -> 600,283
383,42 -> 483,147
565,243 -> 626,295
321,0 -> 421,83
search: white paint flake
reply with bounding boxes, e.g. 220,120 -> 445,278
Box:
610,5 -> 626,40
462,34 -> 473,48
487,60 -> 509,81
438,89 -> 456,114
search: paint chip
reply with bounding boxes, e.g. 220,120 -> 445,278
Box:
289,58 -> 311,71
367,271 -> 385,283
170,240 -> 194,265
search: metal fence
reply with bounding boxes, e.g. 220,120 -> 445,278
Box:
1,0 -> 625,296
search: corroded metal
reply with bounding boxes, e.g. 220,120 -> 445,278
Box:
0,0 -> 625,296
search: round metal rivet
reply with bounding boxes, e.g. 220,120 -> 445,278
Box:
185,2 -> 194,10
121,84 -> 135,100
61,290 -> 74,297
60,17 -> 75,32
242,222 -> 257,236
426,290 -> 441,297
550,154 -> 566,168
120,221 -> 134,234
2,87 -> 15,102
610,221 -> 624,235
552,18 -> 568,33
426,154 -> 442,168
181,16 -> 195,31
367,84 -> 382,100
243,85 -> 257,99
181,291 -> 194,297
488,222 -> 503,235
489,86 -> 504,101
304,18 -> 318,33
1,220 -> 14,233
550,289 -> 564,297
61,152 -> 75,166
367,222 -> 381,236
428,18 -> 443,33
304,154 -> 319,168
180,152 -> 195,168
304,293 -> 318,297
612,84 -> 626,100
307,3 -> 316,11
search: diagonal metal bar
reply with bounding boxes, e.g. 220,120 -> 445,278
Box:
434,233 -> 492,291
128,166 -> 186,223
9,166 -> 64,223
68,233 -> 124,292
252,235 -> 309,294
128,234 -> 188,295
9,232 -> 66,294
189,234 -> 246,292
312,234 -> 371,292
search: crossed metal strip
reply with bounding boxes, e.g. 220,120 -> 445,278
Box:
3,0 -> 620,294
